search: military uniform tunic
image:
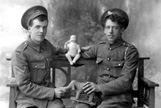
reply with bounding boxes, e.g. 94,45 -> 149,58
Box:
82,38 -> 139,108
11,37 -> 66,108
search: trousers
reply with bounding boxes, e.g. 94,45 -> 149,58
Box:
17,99 -> 65,108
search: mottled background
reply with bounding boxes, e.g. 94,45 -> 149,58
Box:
0,0 -> 161,108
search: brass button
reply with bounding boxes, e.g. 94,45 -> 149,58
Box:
118,63 -> 121,66
107,68 -> 110,71
108,75 -> 111,78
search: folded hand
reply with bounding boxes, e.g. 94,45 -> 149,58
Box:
54,87 -> 67,98
83,82 -> 101,95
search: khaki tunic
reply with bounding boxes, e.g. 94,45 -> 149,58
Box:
82,38 -> 139,108
11,37 -> 66,108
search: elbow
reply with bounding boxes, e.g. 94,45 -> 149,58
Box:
121,80 -> 133,91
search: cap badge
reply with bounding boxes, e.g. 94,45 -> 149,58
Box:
35,10 -> 41,14
108,11 -> 113,15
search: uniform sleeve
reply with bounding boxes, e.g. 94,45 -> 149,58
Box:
48,42 -> 67,55
53,46 -> 67,55
81,45 -> 98,58
99,45 -> 139,96
12,50 -> 55,100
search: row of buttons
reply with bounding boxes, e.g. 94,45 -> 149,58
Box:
107,57 -> 110,70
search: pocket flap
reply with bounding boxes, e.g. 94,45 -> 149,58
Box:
30,62 -> 45,69
96,57 -> 103,64
112,61 -> 124,67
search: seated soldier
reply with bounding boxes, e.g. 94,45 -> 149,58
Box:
11,5 -> 67,108
76,8 -> 139,108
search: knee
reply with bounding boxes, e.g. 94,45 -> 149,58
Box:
55,105 -> 65,108
47,99 -> 65,108
97,105 -> 106,108
53,103 -> 65,108
75,103 -> 90,108
53,102 -> 65,108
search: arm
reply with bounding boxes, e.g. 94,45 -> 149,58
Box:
81,45 -> 97,58
81,46 -> 92,52
46,40 -> 67,54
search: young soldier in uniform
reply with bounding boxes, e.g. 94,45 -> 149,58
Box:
76,8 -> 139,108
11,6 -> 67,108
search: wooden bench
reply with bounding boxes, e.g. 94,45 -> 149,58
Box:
6,56 -> 159,108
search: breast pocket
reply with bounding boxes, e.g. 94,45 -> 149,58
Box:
30,62 -> 46,83
111,61 -> 124,77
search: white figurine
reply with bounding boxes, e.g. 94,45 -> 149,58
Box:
64,35 -> 81,65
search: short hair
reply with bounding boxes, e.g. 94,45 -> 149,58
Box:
101,8 -> 129,29
102,14 -> 126,29
28,15 -> 48,27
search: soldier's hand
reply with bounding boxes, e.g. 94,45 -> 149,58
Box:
54,87 -> 67,98
83,82 -> 101,95
81,46 -> 92,51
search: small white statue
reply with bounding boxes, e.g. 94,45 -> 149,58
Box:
64,35 -> 81,65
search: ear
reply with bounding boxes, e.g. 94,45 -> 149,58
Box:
120,28 -> 125,34
28,26 -> 32,33
28,26 -> 31,30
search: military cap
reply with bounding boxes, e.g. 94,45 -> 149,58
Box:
21,5 -> 48,30
101,8 -> 129,29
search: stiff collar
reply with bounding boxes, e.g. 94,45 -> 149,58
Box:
107,38 -> 125,50
26,36 -> 46,52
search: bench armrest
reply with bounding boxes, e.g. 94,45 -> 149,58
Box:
137,77 -> 159,107
7,83 -> 18,87
6,78 -> 18,87
140,77 -> 159,87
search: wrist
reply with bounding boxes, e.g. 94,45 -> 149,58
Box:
97,85 -> 101,92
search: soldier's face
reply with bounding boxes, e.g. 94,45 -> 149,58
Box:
28,19 -> 48,44
104,19 -> 124,44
